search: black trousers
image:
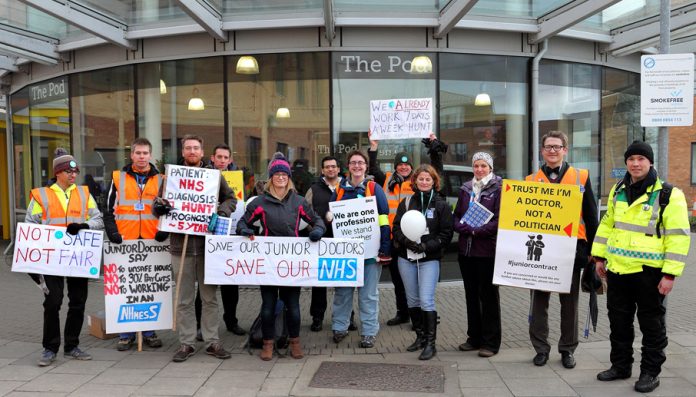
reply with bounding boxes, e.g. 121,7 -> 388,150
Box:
195,284 -> 240,329
389,246 -> 408,316
42,275 -> 88,353
458,255 -> 501,352
607,266 -> 667,376
310,287 -> 327,320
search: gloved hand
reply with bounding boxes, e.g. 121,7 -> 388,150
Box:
153,198 -> 173,216
377,252 -> 392,264
66,223 -> 89,235
406,239 -> 425,254
457,219 -> 474,235
208,213 -> 219,233
154,231 -> 169,242
107,232 -> 123,244
239,227 -> 254,237
309,228 -> 323,242
387,173 -> 404,192
422,137 -> 448,154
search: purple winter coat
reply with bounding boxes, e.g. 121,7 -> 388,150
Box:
453,175 -> 502,258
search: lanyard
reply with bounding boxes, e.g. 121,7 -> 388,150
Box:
420,190 -> 434,216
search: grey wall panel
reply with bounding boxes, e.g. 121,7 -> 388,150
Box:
448,29 -> 527,54
545,37 -> 596,64
74,44 -> 129,70
144,33 -> 215,59
235,28 -> 319,51
340,27 -> 428,49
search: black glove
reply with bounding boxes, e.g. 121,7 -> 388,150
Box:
422,137 -> 448,155
107,232 -> 123,244
308,228 -> 323,242
153,198 -> 173,216
406,239 -> 425,254
154,231 -> 169,242
387,173 -> 404,192
66,223 -> 89,235
239,227 -> 254,237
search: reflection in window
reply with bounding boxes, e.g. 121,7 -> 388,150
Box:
228,53 -> 330,191
11,78 -> 71,211
692,143 -> 696,186
71,66 -> 135,211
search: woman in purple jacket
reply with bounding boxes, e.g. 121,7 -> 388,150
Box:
453,151 -> 502,358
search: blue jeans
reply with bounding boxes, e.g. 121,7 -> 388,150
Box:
398,258 -> 439,312
260,286 -> 301,339
119,331 -> 155,339
332,262 -> 382,336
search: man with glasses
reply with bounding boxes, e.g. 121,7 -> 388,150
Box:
152,135 -> 237,363
26,148 -> 104,367
526,131 -> 598,369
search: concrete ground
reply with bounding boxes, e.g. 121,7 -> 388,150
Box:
1,239 -> 696,396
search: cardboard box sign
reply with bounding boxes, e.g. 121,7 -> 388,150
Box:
88,311 -> 118,340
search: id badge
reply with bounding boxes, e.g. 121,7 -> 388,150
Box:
426,209 -> 434,219
134,202 -> 145,211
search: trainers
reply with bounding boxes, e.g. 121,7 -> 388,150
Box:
478,349 -> 496,358
64,347 -> 92,361
310,318 -> 323,332
206,342 -> 231,359
144,333 -> 163,348
458,342 -> 479,351
635,373 -> 660,393
227,324 -> 246,336
117,337 -> 134,351
360,335 -> 377,348
332,330 -> 348,343
37,349 -> 56,367
172,344 -> 195,362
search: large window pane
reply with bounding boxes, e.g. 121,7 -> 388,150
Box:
71,66 -> 135,212
540,60 -> 601,199
11,78 -> 70,212
137,58 -> 224,169
229,53 -> 330,195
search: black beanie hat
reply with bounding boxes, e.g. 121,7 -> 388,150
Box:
624,141 -> 654,164
394,152 -> 412,168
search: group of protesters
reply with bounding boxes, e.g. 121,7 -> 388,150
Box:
26,130 -> 689,394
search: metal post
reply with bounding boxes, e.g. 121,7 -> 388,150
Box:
657,0 -> 670,177
532,39 -> 548,172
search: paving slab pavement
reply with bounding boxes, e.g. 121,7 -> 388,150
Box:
1,239 -> 695,396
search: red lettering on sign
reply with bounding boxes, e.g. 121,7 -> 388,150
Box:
179,178 -> 204,191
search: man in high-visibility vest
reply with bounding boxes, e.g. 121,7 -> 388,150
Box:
593,141 -> 690,393
368,132 -> 447,326
26,148 -> 104,367
526,131 -> 598,369
104,137 -> 168,351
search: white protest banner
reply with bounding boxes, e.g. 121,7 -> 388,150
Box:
641,53 -> 695,127
159,165 -> 220,235
369,98 -> 433,140
493,180 -> 582,293
204,236 -> 364,287
329,196 -> 380,258
103,240 -> 173,333
12,222 -> 104,278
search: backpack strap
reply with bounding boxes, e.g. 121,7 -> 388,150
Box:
655,182 -> 673,239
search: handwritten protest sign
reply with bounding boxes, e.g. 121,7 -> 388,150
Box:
159,165 -> 220,235
222,170 -> 244,202
12,223 -> 104,278
329,196 -> 380,258
369,97 -> 433,140
205,236 -> 364,287
102,240 -> 173,333
493,180 -> 582,293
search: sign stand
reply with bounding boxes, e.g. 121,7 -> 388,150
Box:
137,331 -> 142,352
172,234 -> 189,331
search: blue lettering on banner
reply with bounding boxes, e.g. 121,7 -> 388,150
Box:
118,303 -> 162,323
318,258 -> 357,281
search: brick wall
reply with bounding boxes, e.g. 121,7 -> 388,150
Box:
668,96 -> 696,214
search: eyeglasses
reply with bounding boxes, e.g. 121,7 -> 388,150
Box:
348,161 -> 366,166
273,173 -> 288,179
64,169 -> 80,175
542,145 -> 564,152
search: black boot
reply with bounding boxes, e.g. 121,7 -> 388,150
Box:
419,311 -> 437,360
406,307 -> 425,352
386,311 -> 409,326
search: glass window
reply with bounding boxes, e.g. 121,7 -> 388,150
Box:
332,51 -> 437,176
228,53 -> 330,195
137,58 -> 225,170
692,143 -> 696,186
539,60 -> 601,199
11,77 -> 71,211
71,66 -> 135,212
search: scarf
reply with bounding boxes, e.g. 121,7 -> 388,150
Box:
472,172 -> 494,201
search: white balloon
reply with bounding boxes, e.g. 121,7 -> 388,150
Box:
401,210 -> 427,241
299,219 -> 308,230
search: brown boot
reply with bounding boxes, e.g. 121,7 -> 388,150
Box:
260,339 -> 274,361
289,337 -> 304,359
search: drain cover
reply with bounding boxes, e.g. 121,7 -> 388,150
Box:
309,361 -> 445,393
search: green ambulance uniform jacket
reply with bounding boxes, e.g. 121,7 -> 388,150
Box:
591,178 -> 690,277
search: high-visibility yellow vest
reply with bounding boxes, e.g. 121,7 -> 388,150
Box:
30,185 -> 90,226
383,172 -> 414,228
112,170 -> 162,239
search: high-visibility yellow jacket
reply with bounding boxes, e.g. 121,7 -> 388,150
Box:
591,178 -> 690,276
383,172 -> 414,228
112,170 -> 162,239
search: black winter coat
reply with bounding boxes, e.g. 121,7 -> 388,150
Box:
236,189 -> 325,238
